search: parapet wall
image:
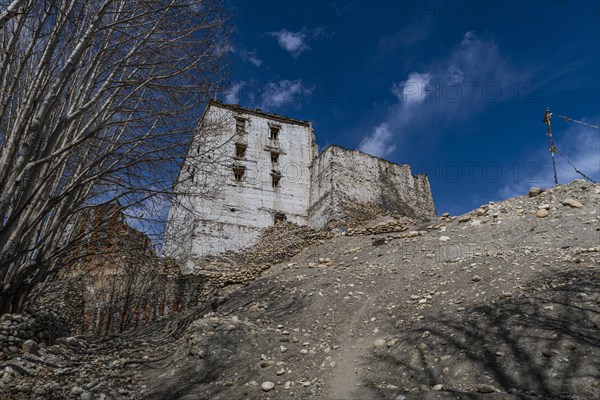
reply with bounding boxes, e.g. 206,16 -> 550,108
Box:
309,145 -> 435,228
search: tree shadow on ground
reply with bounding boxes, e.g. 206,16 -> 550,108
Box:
138,277 -> 311,400
369,268 -> 600,400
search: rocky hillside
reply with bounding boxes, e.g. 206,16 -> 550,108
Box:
1,180 -> 598,400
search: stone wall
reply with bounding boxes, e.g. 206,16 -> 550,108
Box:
32,205 -> 210,336
309,145 -> 435,228
34,257 -> 209,336
0,310 -> 69,354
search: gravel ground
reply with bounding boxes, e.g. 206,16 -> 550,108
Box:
1,180 -> 598,400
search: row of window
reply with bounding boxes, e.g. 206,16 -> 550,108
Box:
235,116 -> 280,140
232,165 -> 281,188
234,143 -> 280,163
184,163 -> 281,187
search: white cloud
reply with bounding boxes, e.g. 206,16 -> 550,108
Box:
446,64 -> 464,84
358,31 -> 528,159
461,30 -> 477,44
358,123 -> 396,158
391,72 -> 432,106
268,28 -> 324,58
238,48 -> 262,67
222,80 -> 313,110
224,81 -> 246,104
260,80 -> 313,109
269,29 -> 310,58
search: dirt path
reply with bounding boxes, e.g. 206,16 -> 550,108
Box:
326,290 -> 380,399
328,336 -> 370,400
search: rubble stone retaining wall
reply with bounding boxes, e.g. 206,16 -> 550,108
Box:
33,265 -> 208,336
0,310 -> 69,353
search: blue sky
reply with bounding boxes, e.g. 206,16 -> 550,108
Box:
223,0 -> 600,216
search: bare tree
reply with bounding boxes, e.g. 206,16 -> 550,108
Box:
0,0 -> 230,314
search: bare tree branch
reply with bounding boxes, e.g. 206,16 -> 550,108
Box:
0,0 -> 231,313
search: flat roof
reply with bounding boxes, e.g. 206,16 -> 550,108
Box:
209,99 -> 312,127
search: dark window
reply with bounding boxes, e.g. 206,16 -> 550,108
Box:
271,171 -> 281,188
270,126 -> 280,140
233,166 -> 246,182
235,117 -> 246,134
235,143 -> 247,158
271,152 -> 279,164
274,213 -> 286,224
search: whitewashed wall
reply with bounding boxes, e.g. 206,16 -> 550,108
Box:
164,102 -> 317,272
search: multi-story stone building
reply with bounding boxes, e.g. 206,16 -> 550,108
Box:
164,100 -> 435,271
